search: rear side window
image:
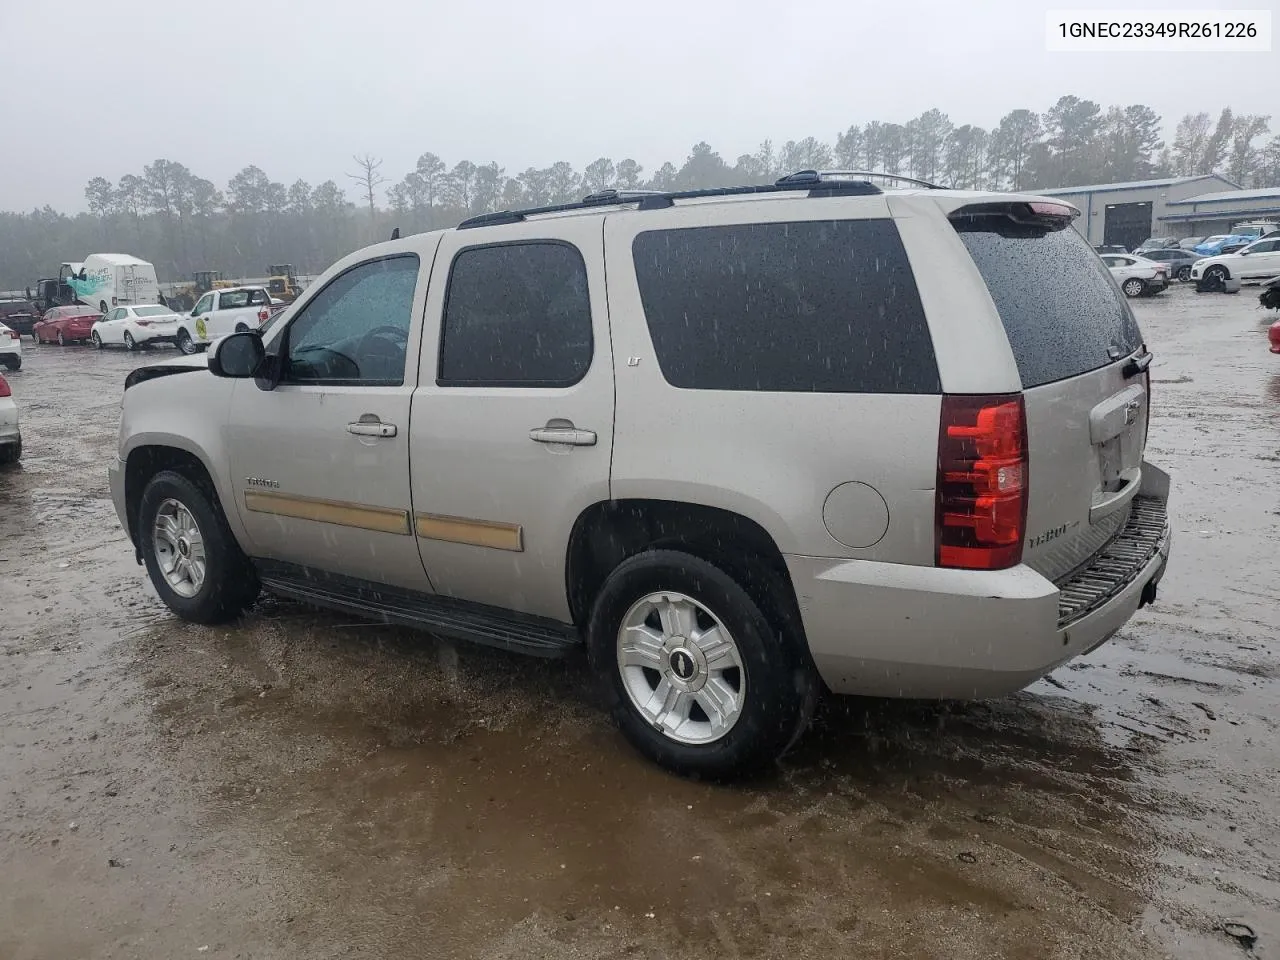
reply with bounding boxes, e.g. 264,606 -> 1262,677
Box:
953,220 -> 1143,388
631,220 -> 939,393
439,242 -> 593,387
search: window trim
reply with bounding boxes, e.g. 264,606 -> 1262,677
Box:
435,238 -> 594,389
276,252 -> 421,388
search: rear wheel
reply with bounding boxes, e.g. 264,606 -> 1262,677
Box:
99,300 -> 108,314
1177,265 -> 1192,282
234,322 -> 249,333
176,329 -> 197,355
0,439 -> 20,465
588,549 -> 816,780
2,357 -> 20,371
124,331 -> 138,351
1121,277 -> 1145,298
138,470 -> 259,624
57,329 -> 66,346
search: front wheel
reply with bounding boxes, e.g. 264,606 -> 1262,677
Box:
1205,266 -> 1229,290
138,470 -> 259,624
57,329 -> 66,346
1121,277 -> 1145,298
92,331 -> 103,349
176,329 -> 197,355
588,549 -> 816,780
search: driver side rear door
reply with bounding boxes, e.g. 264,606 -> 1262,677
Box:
225,242 -> 440,591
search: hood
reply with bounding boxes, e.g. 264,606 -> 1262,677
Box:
123,352 -> 209,391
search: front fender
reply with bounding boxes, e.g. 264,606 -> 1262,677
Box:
118,371 -> 247,548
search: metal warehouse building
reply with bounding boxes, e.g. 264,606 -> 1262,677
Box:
1159,186 -> 1280,238
1031,174 -> 1243,250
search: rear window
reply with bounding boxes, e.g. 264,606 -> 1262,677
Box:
953,219 -> 1143,388
631,220 -> 940,393
132,305 -> 171,317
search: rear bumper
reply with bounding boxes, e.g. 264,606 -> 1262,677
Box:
787,464 -> 1172,699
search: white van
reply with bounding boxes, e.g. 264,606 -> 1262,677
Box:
61,255 -> 162,314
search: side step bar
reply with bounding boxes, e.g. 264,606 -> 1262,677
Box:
254,560 -> 582,658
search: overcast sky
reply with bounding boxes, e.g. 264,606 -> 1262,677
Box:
1,0 -> 1275,212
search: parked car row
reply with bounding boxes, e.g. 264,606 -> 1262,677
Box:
8,286 -> 280,355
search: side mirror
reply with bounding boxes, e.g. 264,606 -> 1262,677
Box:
208,331 -> 265,378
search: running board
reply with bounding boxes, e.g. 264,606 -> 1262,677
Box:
254,560 -> 582,658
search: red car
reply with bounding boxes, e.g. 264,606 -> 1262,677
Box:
33,306 -> 102,345
1269,319 -> 1280,354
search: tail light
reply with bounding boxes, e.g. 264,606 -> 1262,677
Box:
136,320 -> 153,327
0,375 -> 10,398
258,309 -> 270,323
6,330 -> 17,340
936,394 -> 1028,570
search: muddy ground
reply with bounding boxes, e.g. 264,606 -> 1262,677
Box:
1,287 -> 1277,960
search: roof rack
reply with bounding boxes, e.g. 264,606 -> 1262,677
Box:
456,170 -> 889,230
783,169 -> 943,190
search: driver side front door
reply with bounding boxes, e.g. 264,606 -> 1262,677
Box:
226,245 -> 438,591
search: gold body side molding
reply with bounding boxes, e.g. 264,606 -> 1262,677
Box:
415,513 -> 524,552
244,490 -> 412,535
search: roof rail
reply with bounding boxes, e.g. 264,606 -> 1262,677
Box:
779,169 -> 942,189
456,175 -> 884,230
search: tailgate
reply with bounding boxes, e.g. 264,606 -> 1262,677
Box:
951,207 -> 1153,581
1022,361 -> 1148,579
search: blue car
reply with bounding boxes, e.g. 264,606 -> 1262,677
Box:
1194,234 -> 1252,256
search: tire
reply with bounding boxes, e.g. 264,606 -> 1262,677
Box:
124,331 -> 137,352
1205,266 -> 1229,290
1,357 -> 20,371
1177,265 -> 1192,282
235,323 -> 249,333
57,330 -> 66,346
176,329 -> 197,355
99,300 -> 109,315
587,549 -> 817,780
1121,278 -> 1145,298
92,331 -> 103,349
137,469 -> 259,624
0,439 -> 20,465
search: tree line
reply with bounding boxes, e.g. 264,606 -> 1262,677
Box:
1,96 -> 1276,291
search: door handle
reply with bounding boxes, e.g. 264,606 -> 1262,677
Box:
529,426 -> 596,446
348,420 -> 397,438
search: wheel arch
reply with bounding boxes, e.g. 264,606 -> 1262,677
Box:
564,498 -> 808,648
123,439 -> 234,556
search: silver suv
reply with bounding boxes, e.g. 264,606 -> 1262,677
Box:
109,172 -> 1172,779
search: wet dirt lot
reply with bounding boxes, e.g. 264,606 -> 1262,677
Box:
1,288 -> 1277,960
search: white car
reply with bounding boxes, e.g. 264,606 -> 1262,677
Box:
0,371 -> 20,464
1100,254 -> 1169,297
1189,235 -> 1280,288
0,322 -> 22,371
92,304 -> 183,351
